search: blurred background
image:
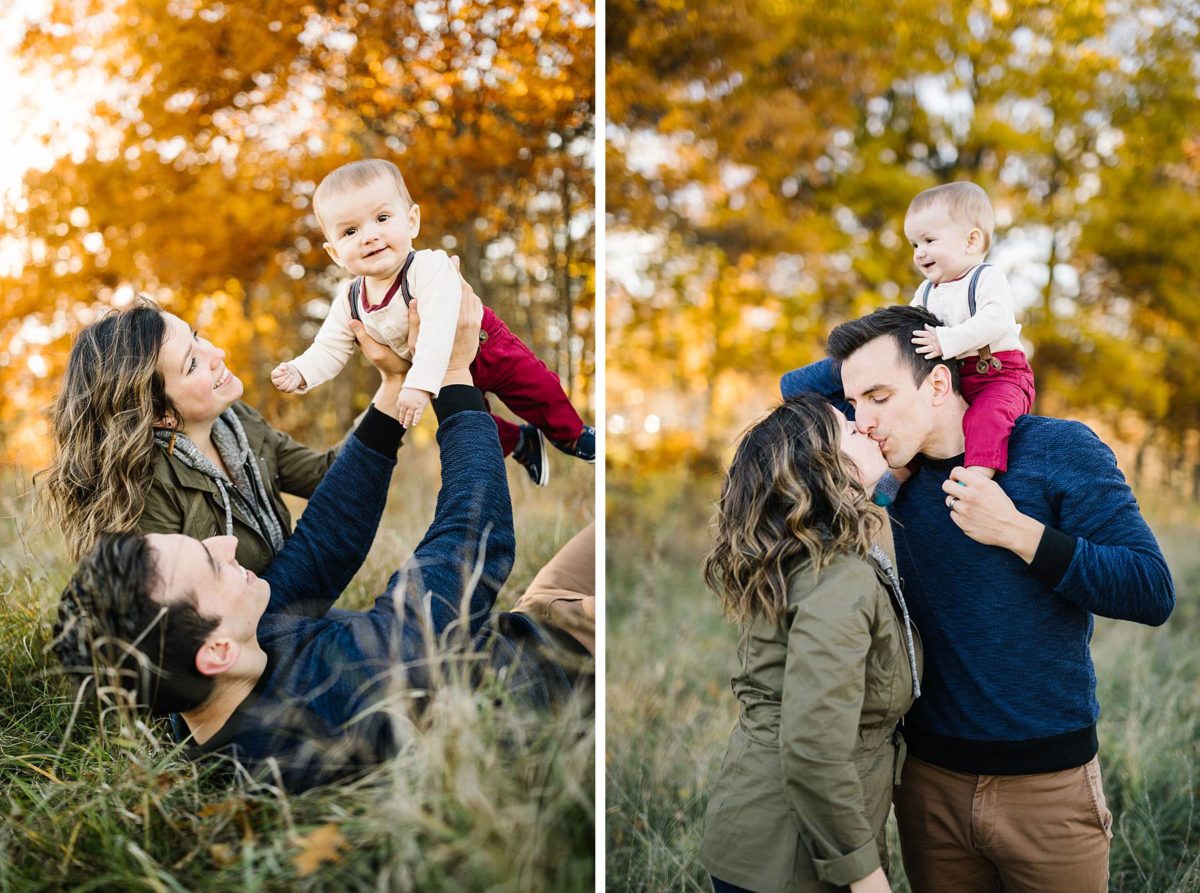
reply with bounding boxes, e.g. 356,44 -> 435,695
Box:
606,1 -> 1200,890
0,0 -> 595,465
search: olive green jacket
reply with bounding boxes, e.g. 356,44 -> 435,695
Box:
138,401 -> 340,574
701,552 -> 922,892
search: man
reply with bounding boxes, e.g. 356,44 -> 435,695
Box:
52,296 -> 587,793
781,305 -> 1174,892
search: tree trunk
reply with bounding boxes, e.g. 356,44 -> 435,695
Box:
560,164 -> 575,394
1134,425 -> 1156,490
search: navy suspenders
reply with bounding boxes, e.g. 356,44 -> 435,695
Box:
919,263 -> 1001,374
348,249 -> 418,322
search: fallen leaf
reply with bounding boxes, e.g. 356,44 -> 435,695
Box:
198,799 -> 242,819
292,823 -> 347,877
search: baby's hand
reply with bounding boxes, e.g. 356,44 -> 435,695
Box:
271,362 -> 307,393
395,387 -> 431,428
911,325 -> 943,360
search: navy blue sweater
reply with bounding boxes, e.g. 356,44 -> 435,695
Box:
186,391 -> 562,791
782,358 -> 1175,773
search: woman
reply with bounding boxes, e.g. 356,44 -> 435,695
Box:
38,297 -> 414,569
700,394 -> 922,893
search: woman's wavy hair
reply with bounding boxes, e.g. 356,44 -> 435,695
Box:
37,299 -> 181,559
703,394 -> 885,625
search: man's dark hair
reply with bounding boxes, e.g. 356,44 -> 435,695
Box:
52,532 -> 219,715
827,305 -> 962,395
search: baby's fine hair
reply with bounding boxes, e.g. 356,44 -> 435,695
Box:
907,181 -> 995,252
313,159 -> 415,235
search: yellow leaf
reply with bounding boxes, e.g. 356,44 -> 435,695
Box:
197,799 -> 241,819
292,823 -> 347,877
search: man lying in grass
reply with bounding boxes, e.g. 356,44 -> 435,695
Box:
50,292 -> 590,793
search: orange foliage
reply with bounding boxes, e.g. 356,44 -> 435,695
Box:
0,0 -> 595,466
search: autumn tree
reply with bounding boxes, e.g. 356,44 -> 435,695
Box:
608,0 -> 1200,491
0,0 -> 595,464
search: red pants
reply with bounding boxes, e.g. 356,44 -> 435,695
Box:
959,350 -> 1036,473
471,307 -> 585,456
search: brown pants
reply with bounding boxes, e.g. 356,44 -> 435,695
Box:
512,522 -> 595,654
893,755 -> 1112,893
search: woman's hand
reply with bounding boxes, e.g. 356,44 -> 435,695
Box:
942,466 -> 1045,563
849,867 -> 892,893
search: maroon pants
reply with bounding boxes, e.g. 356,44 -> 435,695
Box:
959,350 -> 1036,473
472,307 -> 585,456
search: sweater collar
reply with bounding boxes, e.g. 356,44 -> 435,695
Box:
918,452 -> 966,473
186,651 -> 277,756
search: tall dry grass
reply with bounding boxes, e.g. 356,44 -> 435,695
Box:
606,466 -> 1200,892
0,433 -> 595,891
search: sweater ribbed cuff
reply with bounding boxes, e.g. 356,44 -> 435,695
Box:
1030,525 -> 1076,588
432,384 -> 486,421
872,471 -> 901,507
353,405 -> 405,456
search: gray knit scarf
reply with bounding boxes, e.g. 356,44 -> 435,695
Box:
153,409 -> 287,556
868,543 -> 921,699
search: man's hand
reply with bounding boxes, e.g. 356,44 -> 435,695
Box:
411,255 -> 482,388
912,324 -> 944,359
395,386 -> 431,429
271,361 -> 307,393
349,320 -> 410,384
942,466 -> 1045,563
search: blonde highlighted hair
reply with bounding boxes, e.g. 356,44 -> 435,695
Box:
907,181 -> 995,251
703,394 -> 885,626
313,158 -> 414,236
36,300 -> 180,560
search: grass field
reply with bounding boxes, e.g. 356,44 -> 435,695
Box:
0,432 -> 595,892
606,465 -> 1200,893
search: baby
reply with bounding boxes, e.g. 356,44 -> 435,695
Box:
273,159 -> 595,485
903,181 -> 1035,478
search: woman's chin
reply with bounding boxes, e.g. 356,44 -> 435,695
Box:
862,467 -> 888,495
220,376 -> 245,407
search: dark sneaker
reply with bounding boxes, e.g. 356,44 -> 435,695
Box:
552,424 -> 596,464
513,424 -> 549,486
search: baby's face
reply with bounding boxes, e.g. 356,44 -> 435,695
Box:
904,203 -> 982,285
320,177 -> 420,279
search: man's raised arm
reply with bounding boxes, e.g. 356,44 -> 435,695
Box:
372,385 -> 515,640
780,356 -> 855,418
262,406 -> 404,615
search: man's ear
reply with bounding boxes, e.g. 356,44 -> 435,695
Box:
927,362 -> 955,405
323,241 -> 342,266
195,637 -> 241,678
407,203 -> 421,238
